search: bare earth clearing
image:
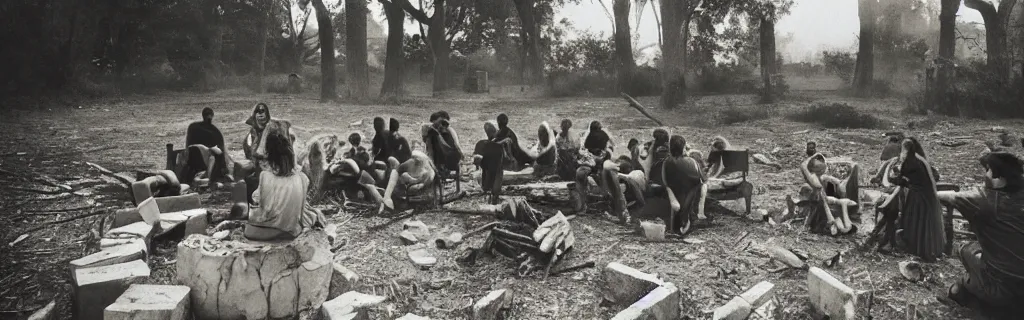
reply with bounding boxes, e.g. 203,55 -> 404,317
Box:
2,81 -> 1021,319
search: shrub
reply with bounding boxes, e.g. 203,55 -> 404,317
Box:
821,50 -> 855,83
787,102 -> 885,129
545,71 -> 616,98
623,66 -> 663,97
699,62 -> 758,94
718,105 -> 777,125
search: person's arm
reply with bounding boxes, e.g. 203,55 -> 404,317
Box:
800,154 -> 823,189
937,187 -> 990,222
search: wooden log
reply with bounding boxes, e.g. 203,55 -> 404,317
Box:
621,93 -> 665,126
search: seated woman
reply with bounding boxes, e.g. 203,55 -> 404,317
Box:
363,149 -> 438,213
491,113 -> 535,171
423,111 -> 462,177
232,124 -> 325,241
938,152 -> 1024,313
600,140 -> 650,224
473,121 -> 504,203
370,117 -> 393,163
389,118 -> 413,163
775,153 -> 858,236
874,137 -> 945,262
555,119 -> 581,181
662,135 -> 706,235
639,129 -> 671,184
530,121 -> 557,177
326,133 -> 376,198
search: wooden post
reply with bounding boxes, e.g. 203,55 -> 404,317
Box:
165,144 -> 175,171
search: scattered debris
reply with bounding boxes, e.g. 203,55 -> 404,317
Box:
472,289 -> 514,320
408,248 -> 437,269
899,261 -> 924,283
610,283 -> 681,320
640,220 -> 666,241
398,231 -> 419,245
9,234 -> 29,247
768,246 -> 808,270
682,238 -> 706,245
822,251 -> 844,269
26,300 -> 56,320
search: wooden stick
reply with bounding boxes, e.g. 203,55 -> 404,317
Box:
21,209 -> 108,234
85,162 -> 133,186
464,221 -> 500,238
621,93 -> 665,126
550,261 -> 596,276
3,186 -> 66,195
366,209 -> 419,231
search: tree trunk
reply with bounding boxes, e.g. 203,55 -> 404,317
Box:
345,0 -> 370,101
660,0 -> 688,109
514,0 -> 544,84
613,0 -> 636,94
853,0 -> 875,95
427,0 -> 449,95
935,0 -> 958,115
964,0 -> 1016,80
380,0 -> 405,99
257,8 -> 268,94
311,0 -> 338,101
759,16 -> 777,103
695,16 -> 714,86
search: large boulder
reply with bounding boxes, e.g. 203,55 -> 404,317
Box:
175,230 -> 333,320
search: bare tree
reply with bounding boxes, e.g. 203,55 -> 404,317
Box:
852,0 -> 875,95
308,0 -> 338,101
660,0 -> 700,108
964,0 -> 1019,80
613,0 -> 636,92
512,0 -> 545,84
759,12 -> 777,102
935,0 -> 958,115
346,0 -> 370,100
379,0 -> 405,99
397,0 -> 451,95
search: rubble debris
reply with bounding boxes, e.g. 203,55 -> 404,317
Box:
103,284 -> 190,320
898,261 -> 924,282
403,219 -> 431,239
640,221 -> 666,240
472,289 -> 513,320
768,246 -> 807,270
320,291 -> 386,320
176,231 -> 332,319
713,296 -> 752,320
396,313 -> 430,320
408,248 -> 437,269
610,283 -> 680,320
808,267 -> 870,320
398,230 -> 419,245
330,263 -> 361,300
72,260 -> 151,320
738,281 -> 776,309
601,262 -> 666,306
27,300 -> 56,320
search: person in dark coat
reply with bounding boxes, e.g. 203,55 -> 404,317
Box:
661,135 -> 706,235
181,107 -> 231,183
891,137 -> 946,262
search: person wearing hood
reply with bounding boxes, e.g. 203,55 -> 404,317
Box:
531,121 -> 557,177
473,120 -> 504,204
423,111 -> 463,177
243,103 -> 272,161
181,107 -> 231,184
371,117 -> 393,163
555,119 -> 581,181
939,152 -> 1024,314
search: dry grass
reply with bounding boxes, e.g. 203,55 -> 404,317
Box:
2,84 -> 1023,319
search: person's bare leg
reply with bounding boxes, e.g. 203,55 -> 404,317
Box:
379,157 -> 401,213
359,171 -> 385,204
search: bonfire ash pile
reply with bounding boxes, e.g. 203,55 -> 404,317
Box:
469,198 -> 576,277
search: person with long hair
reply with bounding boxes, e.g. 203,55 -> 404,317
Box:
243,103 -> 271,161
662,135 -> 706,235
938,152 -> 1024,314
235,122 -> 325,241
888,137 -> 945,262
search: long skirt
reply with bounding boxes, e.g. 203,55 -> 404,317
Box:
899,185 -> 946,262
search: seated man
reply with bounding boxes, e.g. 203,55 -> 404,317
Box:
938,152 -> 1024,314
573,121 -> 615,212
600,140 -> 649,224
326,133 -> 374,198
371,117 -> 393,164
491,113 -> 535,171
555,119 -> 581,181
180,107 -> 232,185
389,118 -> 413,163
473,121 -> 504,204
870,132 -> 905,185
229,120 -> 325,241
423,111 -> 463,177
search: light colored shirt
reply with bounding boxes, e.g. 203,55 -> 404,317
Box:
246,170 -> 309,240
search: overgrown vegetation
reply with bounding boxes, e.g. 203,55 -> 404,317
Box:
718,104 -> 778,125
787,102 -> 886,129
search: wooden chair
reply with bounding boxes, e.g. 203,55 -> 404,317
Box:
166,144 -> 185,172
705,149 -> 754,215
936,182 -> 961,256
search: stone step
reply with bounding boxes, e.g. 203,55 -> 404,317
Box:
72,260 -> 151,320
104,284 -> 190,320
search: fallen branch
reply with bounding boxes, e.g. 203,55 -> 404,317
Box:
21,205 -> 95,214
3,186 -> 68,195
621,93 -> 665,126
85,162 -> 133,187
21,209 -> 108,234
550,261 -> 595,276
366,209 -> 419,231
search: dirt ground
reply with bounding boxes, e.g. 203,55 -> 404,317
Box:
2,80 -> 1022,320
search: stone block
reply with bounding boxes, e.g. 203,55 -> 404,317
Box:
99,238 -> 148,254
329,263 -> 361,300
408,248 -> 436,269
27,300 -> 56,320
713,296 -> 752,320
601,262 -> 666,306
640,221 -> 666,240
808,267 -> 865,320
402,219 -> 430,239
472,289 -> 512,320
321,291 -> 386,320
156,209 -> 208,237
739,281 -> 776,308
610,283 -> 680,320
117,194 -> 204,228
175,230 -> 333,320
103,284 -> 190,320
70,238 -> 147,270
72,260 -> 151,320
398,231 -> 419,245
106,221 -> 157,249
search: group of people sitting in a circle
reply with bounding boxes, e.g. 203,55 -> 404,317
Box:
177,102 -> 1024,315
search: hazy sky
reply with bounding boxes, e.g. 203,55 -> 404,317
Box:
359,0 -> 986,62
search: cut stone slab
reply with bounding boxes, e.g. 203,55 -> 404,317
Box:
103,284 -> 190,320
157,209 -> 208,237
408,248 -> 437,269
640,221 -> 666,240
610,283 -> 681,320
70,238 -> 147,270
175,230 -> 333,320
739,281 -> 776,308
112,194 -> 203,228
105,221 -> 157,251
72,260 -> 151,320
713,296 -> 752,320
398,230 -> 419,245
402,219 -> 430,239
99,238 -> 148,253
472,289 -> 513,320
396,313 -> 430,320
601,262 -> 666,306
329,263 -> 361,300
321,291 -> 385,320
808,267 -> 866,320
27,300 -> 56,320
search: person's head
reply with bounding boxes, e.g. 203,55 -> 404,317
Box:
430,111 -> 450,123
538,122 -> 552,146
264,125 -> 296,176
979,152 -> 1024,190
711,136 -> 730,151
373,117 -> 386,132
348,132 -> 362,146
806,141 -> 817,156
627,138 -> 640,151
560,119 -> 572,133
497,114 -> 509,128
590,120 -> 603,132
202,107 -> 214,123
900,137 -> 926,160
653,129 -> 669,144
669,135 -> 686,157
484,120 -> 498,140
808,154 -> 827,176
389,118 -> 400,133
250,103 -> 270,128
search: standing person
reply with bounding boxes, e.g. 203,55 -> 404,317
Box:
892,137 -> 945,262
233,121 -> 325,241
182,107 -> 231,184
938,152 -> 1024,314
